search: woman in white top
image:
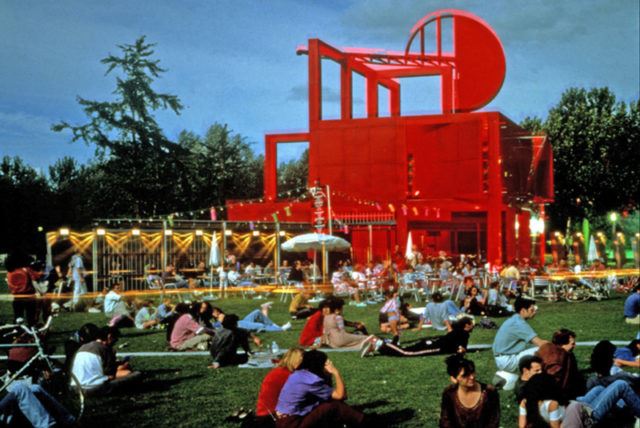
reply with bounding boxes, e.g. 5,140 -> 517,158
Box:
518,373 -> 566,428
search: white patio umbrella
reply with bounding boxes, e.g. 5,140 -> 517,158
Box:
282,233 -> 350,283
587,234 -> 598,263
209,231 -> 221,267
405,230 -> 414,260
207,231 -> 221,298
281,233 -> 351,252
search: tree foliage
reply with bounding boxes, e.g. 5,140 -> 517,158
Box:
52,36 -> 187,216
521,87 -> 639,228
277,148 -> 309,198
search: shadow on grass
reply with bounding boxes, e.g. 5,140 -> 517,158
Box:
127,373 -> 202,394
353,399 -> 390,411
121,330 -> 161,338
375,408 -> 416,426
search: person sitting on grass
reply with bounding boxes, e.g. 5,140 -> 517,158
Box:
613,339 -> 640,371
275,350 -> 368,427
71,326 -> 142,396
439,354 -> 500,428
322,298 -> 376,351
251,347 -> 305,427
418,292 -> 462,332
366,316 -> 474,358
156,297 -> 174,322
518,373 -> 567,428
169,303 -> 215,351
134,299 -> 159,330
562,378 -> 640,427
378,289 -> 402,344
485,281 -> 513,317
192,301 -> 215,328
587,340 -> 640,391
513,355 -> 543,404
1,380 -> 76,427
623,281 -> 640,324
208,314 -> 253,369
461,286 -> 486,316
238,302 -> 292,333
536,328 -> 585,400
492,297 -> 549,375
298,298 -> 333,347
104,282 -> 134,328
289,289 -> 317,320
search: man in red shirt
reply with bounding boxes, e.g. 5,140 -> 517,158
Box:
5,252 -> 38,325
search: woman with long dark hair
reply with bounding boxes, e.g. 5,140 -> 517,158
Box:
518,373 -> 566,428
439,355 -> 500,428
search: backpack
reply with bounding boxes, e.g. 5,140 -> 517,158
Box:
478,317 -> 498,329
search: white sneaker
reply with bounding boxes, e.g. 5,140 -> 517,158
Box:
281,322 -> 292,331
360,337 -> 375,358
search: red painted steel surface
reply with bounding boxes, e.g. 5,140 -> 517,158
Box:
226,10 -> 553,264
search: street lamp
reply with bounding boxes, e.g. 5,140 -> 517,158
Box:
609,212 -> 618,238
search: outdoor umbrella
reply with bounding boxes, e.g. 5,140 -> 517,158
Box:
405,231 -> 414,260
207,231 -> 221,298
281,233 -> 351,252
281,233 -> 350,283
209,231 -> 221,266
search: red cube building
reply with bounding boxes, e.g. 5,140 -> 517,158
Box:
227,9 -> 553,264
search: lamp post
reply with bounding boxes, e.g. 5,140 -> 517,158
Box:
529,216 -> 540,259
609,212 -> 618,239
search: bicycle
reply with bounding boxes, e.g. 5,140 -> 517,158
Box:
559,277 -> 611,303
0,316 -> 85,421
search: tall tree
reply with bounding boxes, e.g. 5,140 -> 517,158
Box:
0,157 -> 51,253
178,124 -> 263,213
52,36 -> 185,216
542,88 -> 639,227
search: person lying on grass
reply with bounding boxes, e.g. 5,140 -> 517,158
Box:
274,350 -> 371,428
439,354 -> 500,428
238,302 -> 292,333
362,316 -> 474,358
249,347 -> 305,427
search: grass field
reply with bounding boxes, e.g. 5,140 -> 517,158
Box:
0,288 -> 638,427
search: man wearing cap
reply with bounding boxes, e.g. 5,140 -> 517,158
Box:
492,297 -> 549,374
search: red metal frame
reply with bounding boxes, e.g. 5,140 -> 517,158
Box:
227,9 -> 553,263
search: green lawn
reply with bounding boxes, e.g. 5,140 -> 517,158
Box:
0,290 -> 638,427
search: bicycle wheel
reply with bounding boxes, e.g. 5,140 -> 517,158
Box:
563,283 -> 591,302
42,364 -> 85,422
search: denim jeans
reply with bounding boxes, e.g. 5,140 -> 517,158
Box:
239,310 -> 282,332
7,381 -> 75,428
445,300 -> 462,316
578,379 -> 640,421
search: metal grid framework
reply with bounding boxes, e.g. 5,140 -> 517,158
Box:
46,221 -> 309,291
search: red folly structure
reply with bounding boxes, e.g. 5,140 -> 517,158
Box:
227,9 -> 554,264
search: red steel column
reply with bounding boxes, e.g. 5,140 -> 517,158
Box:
308,39 -> 322,127
486,115 -> 503,263
264,136 -> 277,200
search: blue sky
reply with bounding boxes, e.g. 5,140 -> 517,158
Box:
1,0 -> 638,171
